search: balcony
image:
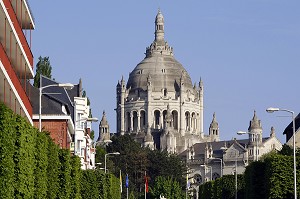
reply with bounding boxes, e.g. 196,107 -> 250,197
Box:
2,0 -> 34,72
0,42 -> 32,118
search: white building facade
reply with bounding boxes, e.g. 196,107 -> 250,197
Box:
115,10 -> 219,154
74,97 -> 94,170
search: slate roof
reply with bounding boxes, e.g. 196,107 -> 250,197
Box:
283,113 -> 300,135
179,137 -> 270,158
283,113 -> 300,143
30,76 -> 80,121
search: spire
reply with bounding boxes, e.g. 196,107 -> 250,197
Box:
97,111 -> 110,142
79,78 -> 83,97
145,10 -> 173,57
100,111 -> 108,126
121,75 -> 125,85
209,112 -> 218,128
209,112 -> 219,141
155,9 -> 164,42
270,126 -> 276,137
248,110 -> 262,131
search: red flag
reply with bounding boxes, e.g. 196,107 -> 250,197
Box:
144,172 -> 149,193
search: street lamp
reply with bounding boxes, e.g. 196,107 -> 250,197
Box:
86,117 -> 99,122
266,107 -> 297,199
231,148 -> 239,199
105,152 -> 120,173
104,139 -> 113,144
237,131 -> 259,161
235,152 -> 237,199
39,75 -> 74,132
209,157 -> 223,177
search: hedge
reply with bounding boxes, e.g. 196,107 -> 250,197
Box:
0,103 -> 122,199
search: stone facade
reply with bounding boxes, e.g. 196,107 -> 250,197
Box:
181,111 -> 282,194
115,10 -> 218,154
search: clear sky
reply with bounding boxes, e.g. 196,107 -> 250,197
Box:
29,1 -> 299,144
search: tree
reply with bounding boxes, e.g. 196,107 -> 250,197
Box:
278,144 -> 293,156
147,149 -> 185,187
33,56 -> 52,87
106,135 -> 186,198
149,176 -> 184,199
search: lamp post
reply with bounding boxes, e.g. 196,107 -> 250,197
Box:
237,131 -> 259,161
232,149 -> 238,199
39,75 -> 74,132
93,139 -> 111,169
235,150 -> 237,199
105,152 -> 120,173
266,107 -> 297,199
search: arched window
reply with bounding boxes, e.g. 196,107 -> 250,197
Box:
191,112 -> 196,131
126,112 -> 131,132
154,110 -> 160,128
185,112 -> 190,130
162,110 -> 167,128
172,110 -> 178,130
140,110 -> 146,129
133,111 -> 138,132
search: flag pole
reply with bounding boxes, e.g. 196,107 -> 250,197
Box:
126,174 -> 129,199
127,187 -> 128,199
120,169 -> 123,195
145,171 -> 146,199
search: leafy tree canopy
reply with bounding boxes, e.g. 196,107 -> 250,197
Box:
101,134 -> 185,198
33,56 -> 52,87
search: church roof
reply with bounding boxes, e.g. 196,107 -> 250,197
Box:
100,111 -> 109,126
209,112 -> 218,129
126,10 -> 193,93
179,138 -> 270,158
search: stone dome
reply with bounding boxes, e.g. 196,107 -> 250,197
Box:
126,55 -> 193,92
126,10 -> 193,93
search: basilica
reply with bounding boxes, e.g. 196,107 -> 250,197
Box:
97,10 -> 282,189
114,10 -> 219,154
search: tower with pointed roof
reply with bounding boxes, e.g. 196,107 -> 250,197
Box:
97,111 -> 110,143
209,112 -> 220,142
115,10 -> 212,153
248,110 -> 263,145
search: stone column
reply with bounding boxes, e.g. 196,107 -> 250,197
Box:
137,112 -> 141,132
159,111 -> 163,129
120,104 -> 125,135
130,112 -> 133,132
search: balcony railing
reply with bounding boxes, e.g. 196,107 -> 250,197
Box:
0,42 -> 32,116
3,0 -> 33,67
